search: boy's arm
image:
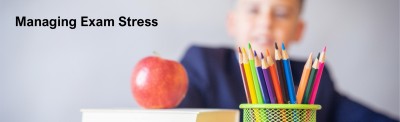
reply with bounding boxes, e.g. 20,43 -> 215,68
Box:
177,46 -> 208,108
177,80 -> 205,108
322,66 -> 397,121
333,93 -> 398,122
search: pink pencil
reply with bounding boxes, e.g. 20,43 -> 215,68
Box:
309,47 -> 326,104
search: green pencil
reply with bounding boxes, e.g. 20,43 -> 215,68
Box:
302,53 -> 320,104
248,43 -> 264,104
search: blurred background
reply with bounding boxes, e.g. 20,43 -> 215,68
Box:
0,0 -> 399,121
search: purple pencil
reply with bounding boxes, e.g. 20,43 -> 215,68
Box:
261,53 -> 277,103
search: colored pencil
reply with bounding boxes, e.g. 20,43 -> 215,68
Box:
275,42 -> 289,103
266,49 -> 284,104
241,48 -> 258,104
302,53 -> 320,104
309,47 -> 327,104
248,43 -> 264,104
239,44 -> 327,105
261,52 -> 277,103
296,53 -> 313,104
255,51 -> 271,103
281,43 -> 296,104
238,47 -> 251,103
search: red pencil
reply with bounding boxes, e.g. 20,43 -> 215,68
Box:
309,47 -> 327,104
266,49 -> 284,104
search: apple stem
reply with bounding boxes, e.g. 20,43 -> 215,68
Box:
153,51 -> 160,58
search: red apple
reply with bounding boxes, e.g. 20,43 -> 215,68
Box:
131,56 -> 188,109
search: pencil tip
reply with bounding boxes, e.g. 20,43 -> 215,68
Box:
266,49 -> 270,56
238,47 -> 241,53
317,52 -> 321,59
309,52 -> 313,59
254,50 -> 257,56
274,42 -> 278,49
248,43 -> 252,49
281,42 -> 286,50
261,53 -> 264,59
323,46 -> 327,52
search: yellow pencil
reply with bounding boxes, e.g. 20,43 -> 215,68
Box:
296,53 -> 313,104
241,48 -> 258,104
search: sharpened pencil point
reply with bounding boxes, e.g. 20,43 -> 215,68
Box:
248,43 -> 252,49
261,53 -> 264,59
266,49 -> 270,56
317,52 -> 320,59
281,42 -> 286,50
323,46 -> 327,52
238,47 -> 241,53
274,42 -> 279,50
254,50 -> 257,56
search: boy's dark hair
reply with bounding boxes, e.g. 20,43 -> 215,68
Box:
299,0 -> 305,13
232,0 -> 305,14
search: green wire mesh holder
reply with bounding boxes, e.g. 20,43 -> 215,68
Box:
240,104 -> 322,122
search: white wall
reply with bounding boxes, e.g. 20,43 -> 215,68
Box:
0,0 -> 398,121
292,0 -> 399,119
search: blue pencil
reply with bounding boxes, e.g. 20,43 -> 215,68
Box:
281,43 -> 297,104
254,51 -> 270,103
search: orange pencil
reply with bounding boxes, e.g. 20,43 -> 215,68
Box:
296,53 -> 313,104
266,49 -> 284,104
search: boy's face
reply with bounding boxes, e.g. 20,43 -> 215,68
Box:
228,0 -> 304,57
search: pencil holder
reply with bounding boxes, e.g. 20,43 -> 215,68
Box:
240,104 -> 321,122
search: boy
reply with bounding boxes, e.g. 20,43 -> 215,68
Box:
178,0 -> 397,121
